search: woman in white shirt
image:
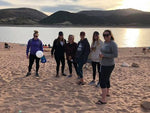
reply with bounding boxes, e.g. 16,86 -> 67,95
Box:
89,31 -> 103,86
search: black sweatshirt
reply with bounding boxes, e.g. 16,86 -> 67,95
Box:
75,38 -> 90,64
51,38 -> 66,57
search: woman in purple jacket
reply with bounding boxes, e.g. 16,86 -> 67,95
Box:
26,30 -> 43,77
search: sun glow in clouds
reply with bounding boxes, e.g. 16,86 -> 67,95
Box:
124,29 -> 140,47
118,0 -> 150,11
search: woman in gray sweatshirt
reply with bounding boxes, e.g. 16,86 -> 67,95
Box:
96,30 -> 118,105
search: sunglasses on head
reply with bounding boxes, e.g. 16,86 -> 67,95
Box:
35,36 -> 38,37
103,34 -> 110,37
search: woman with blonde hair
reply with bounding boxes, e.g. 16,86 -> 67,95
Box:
89,31 -> 103,86
65,35 -> 78,77
26,30 -> 43,77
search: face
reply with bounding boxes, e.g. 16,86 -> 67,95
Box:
103,31 -> 111,42
94,34 -> 99,40
34,33 -> 39,39
68,36 -> 74,43
59,35 -> 63,40
80,34 -> 85,40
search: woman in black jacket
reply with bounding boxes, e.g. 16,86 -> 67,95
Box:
65,35 -> 78,77
51,31 -> 67,77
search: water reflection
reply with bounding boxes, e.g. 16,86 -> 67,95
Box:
124,29 -> 140,47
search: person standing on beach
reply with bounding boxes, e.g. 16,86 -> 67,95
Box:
26,30 -> 43,77
51,31 -> 67,77
96,30 -> 118,105
89,31 -> 103,86
76,31 -> 90,85
65,35 -> 78,77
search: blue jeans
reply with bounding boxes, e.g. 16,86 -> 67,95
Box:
76,60 -> 84,79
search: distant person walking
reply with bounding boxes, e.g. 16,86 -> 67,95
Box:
96,30 -> 118,105
51,31 -> 67,77
65,35 -> 78,77
26,30 -> 43,77
89,31 -> 103,86
76,31 -> 90,85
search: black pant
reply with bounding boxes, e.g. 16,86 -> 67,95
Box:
67,60 -> 78,75
92,61 -> 100,80
28,54 -> 40,73
55,55 -> 65,75
100,65 -> 115,88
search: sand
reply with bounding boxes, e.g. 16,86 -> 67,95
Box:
0,42 -> 150,113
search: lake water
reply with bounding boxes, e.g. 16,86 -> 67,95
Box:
0,26 -> 150,47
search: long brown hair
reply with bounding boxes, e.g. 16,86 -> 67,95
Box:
103,30 -> 114,40
92,31 -> 99,42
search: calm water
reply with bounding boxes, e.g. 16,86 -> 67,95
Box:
0,26 -> 150,47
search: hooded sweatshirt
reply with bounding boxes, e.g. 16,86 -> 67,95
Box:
75,38 -> 90,64
26,38 -> 43,56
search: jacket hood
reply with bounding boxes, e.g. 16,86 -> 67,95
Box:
80,38 -> 88,42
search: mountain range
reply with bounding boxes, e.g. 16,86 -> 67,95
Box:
0,8 -> 47,25
0,8 -> 150,27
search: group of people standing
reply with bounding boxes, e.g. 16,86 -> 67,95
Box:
26,29 -> 118,104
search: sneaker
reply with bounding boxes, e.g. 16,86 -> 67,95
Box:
77,81 -> 85,85
89,80 -> 95,85
96,82 -> 100,87
35,73 -> 39,77
62,73 -> 67,76
68,75 -> 72,78
26,72 -> 31,77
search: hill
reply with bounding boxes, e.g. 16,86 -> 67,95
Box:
39,11 -> 103,25
0,8 -> 48,25
78,8 -> 143,17
40,8 -> 150,27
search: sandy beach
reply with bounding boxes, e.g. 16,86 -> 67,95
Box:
0,42 -> 150,113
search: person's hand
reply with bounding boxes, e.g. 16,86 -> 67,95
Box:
99,54 -> 104,58
69,56 -> 72,60
91,47 -> 96,51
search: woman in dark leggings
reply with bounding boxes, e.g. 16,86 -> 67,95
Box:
89,31 -> 103,86
96,30 -> 118,105
51,31 -> 66,77
26,30 -> 43,77
65,35 -> 78,77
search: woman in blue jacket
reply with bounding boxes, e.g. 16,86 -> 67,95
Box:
26,30 -> 43,77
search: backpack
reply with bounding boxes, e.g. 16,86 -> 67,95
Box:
41,55 -> 47,63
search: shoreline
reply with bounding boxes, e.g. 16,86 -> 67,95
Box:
0,42 -> 149,49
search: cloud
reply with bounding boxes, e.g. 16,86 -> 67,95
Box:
41,5 -> 103,13
0,0 -> 12,6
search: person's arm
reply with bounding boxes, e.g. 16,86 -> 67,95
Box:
26,40 -> 31,57
82,41 -> 90,62
103,42 -> 118,58
51,40 -> 56,56
72,43 -> 77,59
40,41 -> 43,52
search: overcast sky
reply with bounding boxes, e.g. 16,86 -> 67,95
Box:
0,0 -> 150,15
